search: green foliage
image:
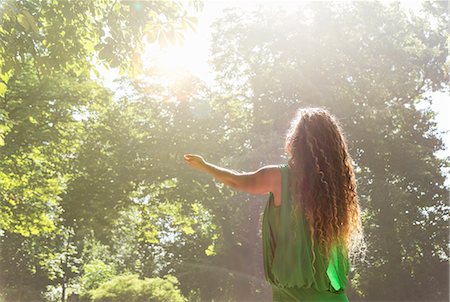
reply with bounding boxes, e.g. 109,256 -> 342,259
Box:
81,260 -> 117,293
0,0 -> 201,300
88,274 -> 186,302
0,64 -> 107,236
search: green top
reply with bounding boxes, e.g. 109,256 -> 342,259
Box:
262,164 -> 350,294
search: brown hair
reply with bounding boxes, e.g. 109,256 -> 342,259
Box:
285,107 -> 366,266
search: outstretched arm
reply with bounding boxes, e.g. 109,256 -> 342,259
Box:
183,154 -> 280,195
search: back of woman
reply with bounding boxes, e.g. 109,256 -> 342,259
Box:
262,164 -> 350,301
262,108 -> 365,301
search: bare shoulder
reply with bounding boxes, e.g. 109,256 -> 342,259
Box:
237,164 -> 282,195
255,165 -> 282,192
256,164 -> 282,174
256,165 -> 283,204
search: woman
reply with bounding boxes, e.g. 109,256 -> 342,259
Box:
184,107 -> 365,302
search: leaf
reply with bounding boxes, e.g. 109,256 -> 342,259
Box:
98,43 -> 114,61
0,69 -> 12,82
205,244 -> 216,256
17,13 -> 29,31
182,225 -> 194,235
2,58 -> 14,74
22,10 -> 39,34
0,82 -> 6,96
28,116 -> 38,124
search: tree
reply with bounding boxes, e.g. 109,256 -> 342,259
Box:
0,0 -> 201,300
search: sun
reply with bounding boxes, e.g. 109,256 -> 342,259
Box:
137,27 -> 211,84
141,42 -> 188,76
133,32 -> 209,102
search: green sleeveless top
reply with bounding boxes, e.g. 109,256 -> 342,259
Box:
262,164 -> 350,296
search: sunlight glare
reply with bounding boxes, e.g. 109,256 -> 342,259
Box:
140,29 -> 210,83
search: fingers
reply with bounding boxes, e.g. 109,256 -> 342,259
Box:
184,154 -> 197,165
183,154 -> 204,166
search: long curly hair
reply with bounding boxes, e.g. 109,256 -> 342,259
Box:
285,107 -> 366,266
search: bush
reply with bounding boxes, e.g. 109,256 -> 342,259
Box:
81,259 -> 117,292
88,274 -> 186,302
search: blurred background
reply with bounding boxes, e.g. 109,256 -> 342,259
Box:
0,0 -> 448,301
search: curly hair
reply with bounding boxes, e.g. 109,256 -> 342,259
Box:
285,107 -> 366,267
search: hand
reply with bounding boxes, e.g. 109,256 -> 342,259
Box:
183,154 -> 207,171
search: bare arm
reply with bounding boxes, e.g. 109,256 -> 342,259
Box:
183,154 -> 280,195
